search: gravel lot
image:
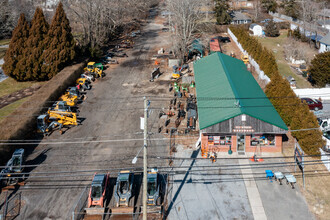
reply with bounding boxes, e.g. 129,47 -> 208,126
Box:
0,8 -> 171,220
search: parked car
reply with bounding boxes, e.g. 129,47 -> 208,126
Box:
218,36 -> 230,43
301,98 -> 323,111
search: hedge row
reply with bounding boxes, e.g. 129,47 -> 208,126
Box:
230,26 -> 278,79
230,26 -> 324,155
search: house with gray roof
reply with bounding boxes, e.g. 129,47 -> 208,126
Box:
231,11 -> 252,24
319,32 -> 330,53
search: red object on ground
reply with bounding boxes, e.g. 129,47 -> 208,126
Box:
249,156 -> 264,162
210,37 -> 221,52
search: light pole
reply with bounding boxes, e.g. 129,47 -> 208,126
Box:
143,97 -> 148,220
132,98 -> 148,219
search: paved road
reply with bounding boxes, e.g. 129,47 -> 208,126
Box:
0,8 -> 170,220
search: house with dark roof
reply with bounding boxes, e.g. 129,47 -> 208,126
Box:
194,52 -> 288,154
319,32 -> 330,53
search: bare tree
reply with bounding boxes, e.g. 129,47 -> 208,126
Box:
283,38 -> 309,64
62,0 -> 157,52
0,0 -> 36,39
166,0 -> 202,60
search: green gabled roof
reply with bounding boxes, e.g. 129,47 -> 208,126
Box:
194,52 -> 288,131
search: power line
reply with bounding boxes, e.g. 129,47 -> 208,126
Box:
1,159 -> 329,177
1,153 -> 328,169
0,125 -> 325,145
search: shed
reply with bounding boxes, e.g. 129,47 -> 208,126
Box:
249,23 -> 263,36
319,32 -> 330,53
194,52 -> 287,154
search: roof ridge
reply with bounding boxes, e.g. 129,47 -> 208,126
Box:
217,52 -> 244,112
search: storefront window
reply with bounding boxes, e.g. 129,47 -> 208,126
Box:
209,135 -> 231,145
251,134 -> 275,146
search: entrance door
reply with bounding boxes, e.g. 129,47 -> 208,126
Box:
237,134 -> 245,154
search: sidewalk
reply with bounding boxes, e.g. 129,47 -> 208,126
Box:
166,145 -> 253,220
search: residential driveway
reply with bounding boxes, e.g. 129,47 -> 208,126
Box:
166,145 -> 253,220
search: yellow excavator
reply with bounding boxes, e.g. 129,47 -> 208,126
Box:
76,77 -> 91,92
59,87 -> 83,107
85,62 -> 105,78
37,105 -> 78,135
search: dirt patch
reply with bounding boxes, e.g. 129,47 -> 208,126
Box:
0,85 -> 41,109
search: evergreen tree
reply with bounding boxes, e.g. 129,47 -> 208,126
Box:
281,0 -> 300,20
25,7 -> 49,80
264,20 -> 280,37
261,0 -> 278,13
214,0 -> 232,25
309,51 -> 330,87
42,2 -> 75,79
2,13 -> 29,80
291,104 -> 324,155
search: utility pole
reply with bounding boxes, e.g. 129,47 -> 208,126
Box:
143,97 -> 148,220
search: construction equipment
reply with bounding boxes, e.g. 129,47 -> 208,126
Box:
81,72 -> 95,82
76,77 -> 91,92
94,63 -> 105,78
172,65 -> 181,79
112,170 -> 134,214
150,67 -> 161,82
59,93 -> 77,107
0,148 -> 25,188
140,168 -> 163,216
85,62 -> 105,78
241,54 -> 249,64
37,109 -> 78,135
51,101 -> 79,114
59,87 -> 84,107
85,173 -> 110,216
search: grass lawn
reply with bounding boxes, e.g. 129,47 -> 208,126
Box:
0,77 -> 44,98
0,97 -> 29,122
0,48 -> 7,59
0,39 -> 10,46
258,30 -> 312,88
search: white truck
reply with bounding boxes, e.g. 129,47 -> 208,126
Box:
318,118 -> 330,132
322,131 -> 330,152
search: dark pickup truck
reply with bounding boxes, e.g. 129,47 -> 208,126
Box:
218,36 -> 230,43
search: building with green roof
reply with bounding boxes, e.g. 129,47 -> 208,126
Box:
194,52 -> 288,154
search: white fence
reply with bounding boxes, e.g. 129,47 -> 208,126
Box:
227,28 -> 271,84
293,88 -> 330,100
320,148 -> 330,171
